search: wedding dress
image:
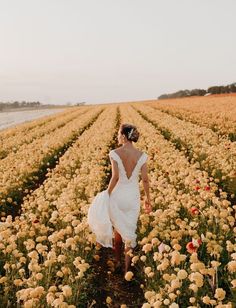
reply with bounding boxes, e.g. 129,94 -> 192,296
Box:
88,149 -> 148,249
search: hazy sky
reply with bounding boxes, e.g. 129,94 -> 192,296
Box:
0,0 -> 235,105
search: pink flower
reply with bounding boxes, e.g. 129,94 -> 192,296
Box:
158,242 -> 165,253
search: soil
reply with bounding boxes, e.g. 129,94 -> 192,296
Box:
87,246 -> 145,308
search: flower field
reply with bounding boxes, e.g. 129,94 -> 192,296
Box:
145,95 -> 236,140
0,97 -> 235,307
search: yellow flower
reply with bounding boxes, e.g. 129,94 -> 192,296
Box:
56,271 -> 64,278
144,290 -> 155,300
214,288 -> 226,301
62,285 -> 72,298
231,279 -> 236,288
177,269 -> 188,280
0,276 -> 7,284
157,258 -> 169,271
46,292 -> 55,305
58,254 -> 66,263
142,243 -> 152,253
173,244 -> 181,251
163,298 -> 170,305
228,261 -> 236,273
106,296 -> 112,304
140,255 -> 147,262
202,296 -> 211,304
144,267 -> 152,275
13,279 -> 23,286
189,283 -> 198,293
171,279 -> 181,290
35,273 -> 43,280
132,256 -> 139,263
124,271 -> 134,281
189,272 -> 204,287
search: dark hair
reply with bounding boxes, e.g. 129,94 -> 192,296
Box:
120,123 -> 140,143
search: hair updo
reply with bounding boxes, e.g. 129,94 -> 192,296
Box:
120,123 -> 140,143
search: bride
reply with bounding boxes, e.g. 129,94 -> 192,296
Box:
88,123 -> 152,275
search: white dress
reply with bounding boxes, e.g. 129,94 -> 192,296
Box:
88,149 -> 148,249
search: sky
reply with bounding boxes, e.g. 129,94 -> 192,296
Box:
0,0 -> 235,105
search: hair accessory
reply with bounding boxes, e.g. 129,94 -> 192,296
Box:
128,128 -> 134,139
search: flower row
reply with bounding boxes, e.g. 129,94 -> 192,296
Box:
147,96 -> 236,138
0,106 -> 102,213
0,106 -> 91,159
0,105 -> 119,307
134,104 -> 236,196
119,104 -> 235,307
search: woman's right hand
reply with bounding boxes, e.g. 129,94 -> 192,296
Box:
144,198 -> 152,214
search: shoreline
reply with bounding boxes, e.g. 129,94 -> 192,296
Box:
0,106 -> 72,113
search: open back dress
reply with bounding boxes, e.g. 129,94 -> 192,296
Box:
88,149 -> 148,249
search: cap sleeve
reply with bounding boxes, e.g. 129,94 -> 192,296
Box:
109,150 -> 118,162
140,152 -> 148,167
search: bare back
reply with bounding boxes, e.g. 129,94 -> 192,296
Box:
114,147 -> 143,180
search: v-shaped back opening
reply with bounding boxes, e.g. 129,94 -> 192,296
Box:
113,150 -> 144,180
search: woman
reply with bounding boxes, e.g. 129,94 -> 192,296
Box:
88,123 -> 152,276
107,123 -> 152,274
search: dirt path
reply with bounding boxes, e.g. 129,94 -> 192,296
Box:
85,107 -> 145,307
88,246 -> 145,308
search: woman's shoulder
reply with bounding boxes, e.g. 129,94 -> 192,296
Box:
109,149 -> 117,158
111,147 -> 147,157
109,148 -> 116,155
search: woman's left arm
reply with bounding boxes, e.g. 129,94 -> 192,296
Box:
107,158 -> 119,195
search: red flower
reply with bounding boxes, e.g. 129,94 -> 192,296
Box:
195,186 -> 200,190
189,207 -> 199,215
186,239 -> 202,254
186,242 -> 197,253
204,185 -> 210,191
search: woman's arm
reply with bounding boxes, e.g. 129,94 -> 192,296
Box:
141,162 -> 150,201
107,158 -> 119,195
141,162 -> 152,213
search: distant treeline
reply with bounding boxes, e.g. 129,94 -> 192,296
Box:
158,82 -> 236,100
0,101 -> 42,111
0,101 -> 86,111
